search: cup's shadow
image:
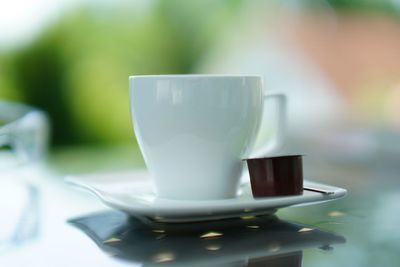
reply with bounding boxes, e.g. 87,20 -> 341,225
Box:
68,212 -> 345,267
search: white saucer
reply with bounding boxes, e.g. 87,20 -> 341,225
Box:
65,170 -> 347,223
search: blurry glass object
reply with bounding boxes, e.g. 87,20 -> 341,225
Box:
0,101 -> 46,252
0,182 -> 40,253
0,101 -> 49,169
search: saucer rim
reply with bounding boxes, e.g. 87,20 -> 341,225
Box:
65,170 -> 347,222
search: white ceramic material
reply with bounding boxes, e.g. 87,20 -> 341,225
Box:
65,170 -> 347,223
129,75 -> 285,200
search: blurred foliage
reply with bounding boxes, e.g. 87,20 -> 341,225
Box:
326,0 -> 398,14
1,0 -> 399,146
303,0 -> 400,16
0,0 -> 244,146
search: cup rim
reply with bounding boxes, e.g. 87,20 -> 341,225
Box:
129,74 -> 262,80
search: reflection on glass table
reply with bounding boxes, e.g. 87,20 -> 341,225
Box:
69,211 -> 345,266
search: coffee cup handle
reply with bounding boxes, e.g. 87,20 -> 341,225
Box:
249,93 -> 287,158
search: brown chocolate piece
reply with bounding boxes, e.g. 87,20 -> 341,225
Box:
246,155 -> 303,198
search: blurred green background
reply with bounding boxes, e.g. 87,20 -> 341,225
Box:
0,0 -> 245,146
1,0 -> 400,148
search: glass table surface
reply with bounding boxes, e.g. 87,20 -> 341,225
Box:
0,143 -> 399,267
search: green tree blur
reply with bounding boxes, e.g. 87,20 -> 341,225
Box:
2,0 -> 398,147
0,0 -> 243,146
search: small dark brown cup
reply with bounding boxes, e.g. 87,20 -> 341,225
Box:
245,155 -> 303,198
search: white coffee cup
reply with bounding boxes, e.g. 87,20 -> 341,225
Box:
129,75 -> 285,200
